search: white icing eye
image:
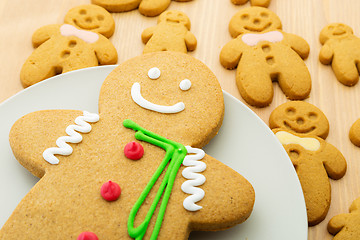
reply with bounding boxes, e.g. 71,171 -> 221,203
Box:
180,79 -> 191,91
148,67 -> 161,80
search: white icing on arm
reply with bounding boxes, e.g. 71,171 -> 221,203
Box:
131,82 -> 185,114
181,146 -> 206,211
43,111 -> 99,164
275,131 -> 321,151
60,24 -> 99,43
242,31 -> 283,46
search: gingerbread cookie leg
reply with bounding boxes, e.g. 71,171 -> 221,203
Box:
250,0 -> 270,7
139,0 -> 171,17
91,0 -> 142,12
231,0 -> 248,5
332,56 -> 359,86
277,59 -> 311,100
236,65 -> 273,107
286,144 -> 331,226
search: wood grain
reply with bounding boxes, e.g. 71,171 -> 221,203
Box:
1,0 -> 360,239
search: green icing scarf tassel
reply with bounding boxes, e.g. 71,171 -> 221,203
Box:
123,119 -> 187,240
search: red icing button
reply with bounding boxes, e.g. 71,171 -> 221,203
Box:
124,141 -> 144,160
101,181 -> 121,201
77,232 -> 98,240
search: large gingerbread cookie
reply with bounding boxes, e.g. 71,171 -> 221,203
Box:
328,197 -> 360,240
319,23 -> 360,86
270,101 -> 346,226
91,0 -> 193,17
20,4 -> 118,88
220,7 -> 311,107
142,10 -> 197,53
1,52 -> 255,239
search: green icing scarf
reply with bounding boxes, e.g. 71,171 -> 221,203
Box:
123,119 -> 187,240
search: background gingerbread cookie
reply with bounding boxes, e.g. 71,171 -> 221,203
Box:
20,4 -> 117,88
270,101 -> 346,226
142,10 -> 196,53
328,197 -> 360,240
1,52 -> 255,239
319,23 -> 360,86
231,0 -> 271,7
91,0 -> 193,17
220,7 -> 311,107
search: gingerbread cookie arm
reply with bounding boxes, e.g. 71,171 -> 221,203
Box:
91,34 -> 118,65
282,32 -> 310,59
321,142 -> 347,180
220,39 -> 245,69
328,213 -> 350,235
319,43 -> 334,65
184,31 -> 197,51
186,154 -> 255,231
141,26 -> 157,44
32,24 -> 61,48
9,110 -> 86,178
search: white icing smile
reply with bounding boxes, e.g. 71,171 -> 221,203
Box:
131,82 -> 185,114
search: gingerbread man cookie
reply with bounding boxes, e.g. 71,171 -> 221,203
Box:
270,101 -> 346,226
91,0 -> 193,17
20,4 -> 118,88
142,10 -> 196,54
1,52 -> 255,239
328,197 -> 360,240
220,7 -> 311,107
319,23 -> 360,86
231,0 -> 271,8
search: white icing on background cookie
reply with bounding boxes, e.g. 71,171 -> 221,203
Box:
131,82 -> 185,114
275,131 -> 320,151
181,146 -> 206,211
242,31 -> 283,46
43,111 -> 99,164
60,24 -> 99,43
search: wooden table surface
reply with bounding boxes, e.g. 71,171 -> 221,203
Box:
1,0 -> 360,239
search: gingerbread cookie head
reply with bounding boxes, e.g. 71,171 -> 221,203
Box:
319,23 -> 353,45
99,51 -> 224,147
269,101 -> 329,139
64,4 -> 115,38
229,6 -> 282,38
158,10 -> 191,30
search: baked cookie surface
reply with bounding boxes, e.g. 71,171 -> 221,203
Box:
20,4 -> 117,88
91,0 -> 193,17
142,10 -> 197,53
270,101 -> 346,226
2,52 -> 255,240
328,197 -> 360,240
220,7 -> 311,107
319,23 -> 360,86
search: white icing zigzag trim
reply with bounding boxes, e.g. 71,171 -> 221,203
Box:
43,111 -> 99,165
181,146 -> 207,211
